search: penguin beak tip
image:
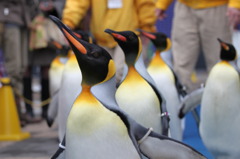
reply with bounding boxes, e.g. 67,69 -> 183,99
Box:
104,29 -> 112,34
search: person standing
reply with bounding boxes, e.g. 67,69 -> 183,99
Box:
23,0 -> 67,121
62,0 -> 157,85
155,0 -> 240,93
0,0 -> 34,125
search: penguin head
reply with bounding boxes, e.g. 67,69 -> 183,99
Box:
105,29 -> 141,66
138,29 -> 171,52
73,30 -> 91,43
50,16 -> 115,86
218,38 -> 237,61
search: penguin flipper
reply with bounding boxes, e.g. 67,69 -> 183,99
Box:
47,91 -> 59,127
178,86 -> 204,118
51,136 -> 66,159
160,100 -> 170,136
172,69 -> 187,98
139,131 -> 206,159
51,147 -> 65,159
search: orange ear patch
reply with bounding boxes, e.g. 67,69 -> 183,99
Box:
51,41 -> 62,49
112,33 -> 127,42
142,32 -> 156,40
63,29 -> 87,54
74,32 -> 82,39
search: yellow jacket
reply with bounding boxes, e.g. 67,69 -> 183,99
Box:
156,0 -> 240,10
62,0 -> 157,48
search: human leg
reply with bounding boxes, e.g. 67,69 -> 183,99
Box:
23,67 -> 34,117
3,24 -> 22,91
41,65 -> 50,119
198,5 -> 232,73
172,2 -> 201,93
3,24 -> 24,123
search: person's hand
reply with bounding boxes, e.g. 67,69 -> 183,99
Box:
155,9 -> 167,20
227,7 -> 240,28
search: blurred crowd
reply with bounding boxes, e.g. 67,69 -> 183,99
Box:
0,0 -> 67,126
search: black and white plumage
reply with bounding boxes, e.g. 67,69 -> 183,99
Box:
200,39 -> 240,159
105,29 -> 170,136
47,46 -> 70,127
139,30 -> 186,141
53,31 -> 91,141
50,16 -> 206,159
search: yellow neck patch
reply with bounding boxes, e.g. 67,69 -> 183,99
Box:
149,52 -> 167,68
74,85 -> 100,106
100,59 -> 116,84
124,66 -> 145,84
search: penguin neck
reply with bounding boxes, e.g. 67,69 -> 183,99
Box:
76,84 -> 100,107
69,53 -> 76,60
58,56 -> 69,64
219,60 -> 231,65
150,51 -> 166,66
125,66 -> 143,81
53,57 -> 64,66
126,52 -> 138,67
81,85 -> 91,93
78,84 -> 94,101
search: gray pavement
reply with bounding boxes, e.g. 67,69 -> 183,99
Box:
0,120 -> 59,159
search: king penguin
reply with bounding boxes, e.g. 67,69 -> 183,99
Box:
55,30 -> 92,141
138,30 -> 187,141
50,15 -> 207,159
50,16 -> 142,159
47,42 -> 70,127
105,29 -> 169,136
200,39 -> 240,159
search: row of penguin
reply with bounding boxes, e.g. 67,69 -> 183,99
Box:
47,16 -> 240,159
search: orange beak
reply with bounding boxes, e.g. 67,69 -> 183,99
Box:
63,29 -> 87,54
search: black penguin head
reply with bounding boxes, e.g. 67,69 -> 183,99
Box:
105,29 -> 141,65
73,30 -> 91,43
138,29 -> 171,52
50,16 -> 115,86
218,38 -> 237,61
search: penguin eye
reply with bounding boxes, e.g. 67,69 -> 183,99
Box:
92,52 -> 100,58
129,35 -> 135,41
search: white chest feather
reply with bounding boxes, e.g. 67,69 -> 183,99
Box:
116,67 -> 161,134
200,63 -> 240,156
66,89 -> 140,159
57,56 -> 82,141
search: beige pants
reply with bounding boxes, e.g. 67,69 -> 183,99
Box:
0,23 -> 29,91
172,2 -> 232,92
